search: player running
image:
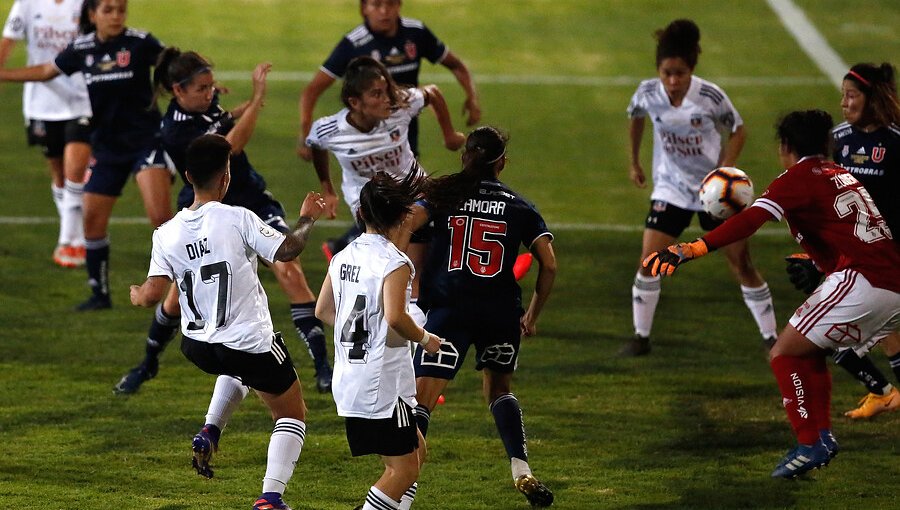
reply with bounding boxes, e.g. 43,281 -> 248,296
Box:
130,134 -> 325,510
644,110 -> 900,478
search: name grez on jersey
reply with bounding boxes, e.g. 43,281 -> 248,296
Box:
350,145 -> 402,173
340,263 -> 361,283
185,238 -> 211,260
660,130 -> 704,157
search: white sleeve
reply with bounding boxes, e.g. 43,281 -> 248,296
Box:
147,230 -> 175,279
406,88 -> 427,118
715,88 -> 743,133
2,1 -> 27,40
626,85 -> 647,119
240,208 -> 286,264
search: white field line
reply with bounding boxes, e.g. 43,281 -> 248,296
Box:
214,70 -> 830,88
766,0 -> 847,90
0,216 -> 791,236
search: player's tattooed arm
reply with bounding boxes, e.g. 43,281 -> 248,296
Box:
275,192 -> 326,261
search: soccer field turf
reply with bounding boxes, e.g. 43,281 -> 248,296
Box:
1,1 -> 899,508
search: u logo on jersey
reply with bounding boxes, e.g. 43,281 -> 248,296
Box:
116,49 -> 131,67
872,146 -> 886,163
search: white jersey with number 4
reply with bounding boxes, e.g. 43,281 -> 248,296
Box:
627,76 -> 742,210
306,88 -> 425,215
329,233 -> 418,419
147,202 -> 285,354
2,0 -> 91,121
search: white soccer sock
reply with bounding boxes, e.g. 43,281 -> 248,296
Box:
363,486 -> 400,510
511,457 -> 533,481
408,299 -> 426,328
741,283 -> 777,339
204,375 -> 249,430
62,179 -> 85,246
52,184 -> 65,244
632,272 -> 661,337
262,418 -> 306,495
398,482 -> 417,510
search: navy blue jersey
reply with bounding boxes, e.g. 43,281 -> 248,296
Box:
54,28 -> 163,153
160,96 -> 269,208
833,122 -> 900,238
419,179 -> 552,312
322,17 -> 447,87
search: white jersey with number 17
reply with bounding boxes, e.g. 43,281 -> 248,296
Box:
329,233 -> 418,419
147,202 -> 285,354
627,76 -> 743,210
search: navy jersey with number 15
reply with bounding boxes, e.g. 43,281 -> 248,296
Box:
419,179 -> 552,312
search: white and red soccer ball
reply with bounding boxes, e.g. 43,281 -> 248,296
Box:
699,167 -> 754,220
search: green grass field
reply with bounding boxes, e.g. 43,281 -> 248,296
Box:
1,1 -> 899,508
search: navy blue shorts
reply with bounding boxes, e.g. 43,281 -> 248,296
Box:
181,332 -> 298,395
26,117 -> 92,158
644,200 -> 723,237
85,145 -> 174,197
413,305 -> 523,380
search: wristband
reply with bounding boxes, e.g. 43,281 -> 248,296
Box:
418,329 -> 432,346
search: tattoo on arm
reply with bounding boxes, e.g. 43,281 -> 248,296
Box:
274,216 -> 316,261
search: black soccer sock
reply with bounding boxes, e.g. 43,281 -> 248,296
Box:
490,393 -> 528,461
85,237 -> 110,298
889,353 -> 900,386
414,404 -> 431,437
145,303 -> 180,362
833,349 -> 891,395
290,302 -> 330,373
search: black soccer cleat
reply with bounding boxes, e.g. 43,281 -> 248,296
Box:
315,365 -> 333,393
617,335 -> 651,357
113,359 -> 159,395
75,294 -> 111,311
515,474 -> 553,508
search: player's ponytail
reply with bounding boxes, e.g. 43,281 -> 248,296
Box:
845,62 -> 900,127
357,168 -> 425,236
424,126 -> 508,213
655,19 -> 701,69
78,0 -> 99,34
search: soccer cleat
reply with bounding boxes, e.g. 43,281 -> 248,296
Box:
770,440 -> 832,479
762,336 -> 777,350
315,365 -> 333,393
617,335 -> 651,357
253,494 -> 292,510
113,359 -> 159,395
192,428 -> 218,479
75,294 -> 111,311
53,245 -> 84,268
819,429 -> 839,460
844,387 -> 900,419
515,474 -> 554,508
513,253 -> 533,281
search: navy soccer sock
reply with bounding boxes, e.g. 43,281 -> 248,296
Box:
145,303 -> 180,363
490,393 -> 528,461
290,302 -> 330,373
85,237 -> 110,298
833,349 -> 891,395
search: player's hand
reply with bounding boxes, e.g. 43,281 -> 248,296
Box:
521,311 -> 538,337
319,191 -> 338,219
422,332 -> 443,355
129,285 -> 142,306
463,97 -> 481,126
643,239 -> 709,276
629,162 -> 646,188
299,191 -> 326,221
785,253 -> 823,295
250,62 -> 272,103
444,131 -> 466,151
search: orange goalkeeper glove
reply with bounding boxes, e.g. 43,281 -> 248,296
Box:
642,239 -> 709,276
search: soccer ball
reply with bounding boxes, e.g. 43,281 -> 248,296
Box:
699,167 -> 754,220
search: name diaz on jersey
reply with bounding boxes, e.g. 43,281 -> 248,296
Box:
185,238 -> 211,260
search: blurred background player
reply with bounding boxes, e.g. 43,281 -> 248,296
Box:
297,0 -> 480,257
316,171 -> 441,510
786,62 -> 900,418
1,0 -> 92,267
644,109 -> 900,478
403,127 -> 556,508
114,50 -> 333,394
130,134 -> 324,510
622,18 -> 776,356
0,0 -> 175,311
306,55 -> 464,324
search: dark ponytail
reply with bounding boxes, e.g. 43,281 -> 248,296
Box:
356,167 -> 425,236
655,19 -> 701,69
845,62 -> 900,127
424,126 -> 508,213
78,0 -> 98,34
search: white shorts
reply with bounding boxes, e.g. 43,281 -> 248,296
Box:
789,269 -> 900,353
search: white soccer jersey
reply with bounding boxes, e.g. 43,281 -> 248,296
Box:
2,0 -> 91,121
328,233 -> 418,419
627,76 -> 742,210
306,87 -> 426,214
147,202 -> 286,354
